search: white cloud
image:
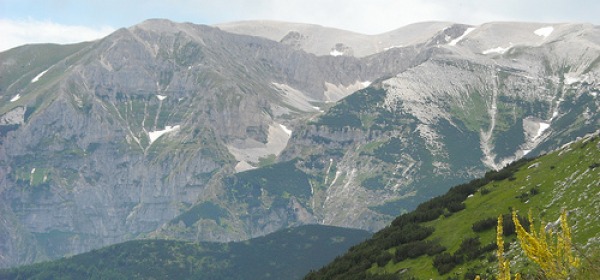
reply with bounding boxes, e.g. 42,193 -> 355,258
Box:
0,18 -> 115,52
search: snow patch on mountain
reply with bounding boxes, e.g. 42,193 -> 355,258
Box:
482,45 -> 512,54
329,50 -> 344,56
9,94 -> 21,102
279,124 -> 292,136
564,74 -> 581,85
384,45 -> 403,51
536,122 -> 551,139
534,26 -> 554,38
148,125 -> 180,144
31,68 -> 50,83
518,117 -> 553,158
449,27 -> 475,46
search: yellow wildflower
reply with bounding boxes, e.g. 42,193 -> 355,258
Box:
512,209 -> 579,279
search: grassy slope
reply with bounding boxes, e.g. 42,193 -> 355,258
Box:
0,43 -> 91,114
307,132 -> 600,280
385,134 -> 599,279
0,225 -> 370,280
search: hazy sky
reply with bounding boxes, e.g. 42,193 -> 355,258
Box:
1,0 -> 598,51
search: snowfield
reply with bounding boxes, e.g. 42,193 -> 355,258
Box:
536,122 -> 551,139
449,27 -> 475,46
148,125 -> 180,144
534,26 -> 554,38
482,45 -> 511,54
279,124 -> 292,136
329,49 -> 344,56
31,68 -> 50,83
10,94 -> 21,102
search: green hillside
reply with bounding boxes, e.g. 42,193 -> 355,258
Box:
0,225 -> 370,280
305,132 -> 600,280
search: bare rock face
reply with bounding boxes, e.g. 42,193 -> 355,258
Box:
0,107 -> 25,125
280,31 -> 306,50
274,22 -> 600,231
0,19 -> 416,268
0,19 -> 599,268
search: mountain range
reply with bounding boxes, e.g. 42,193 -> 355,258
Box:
2,121 -> 598,280
0,19 -> 598,268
